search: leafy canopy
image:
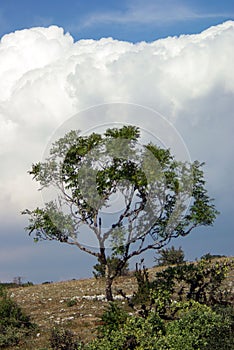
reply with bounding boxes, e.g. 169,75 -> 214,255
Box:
23,124 -> 218,300
23,125 -> 218,254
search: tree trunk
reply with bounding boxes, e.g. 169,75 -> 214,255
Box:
105,265 -> 114,301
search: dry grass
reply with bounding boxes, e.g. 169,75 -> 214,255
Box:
5,257 -> 234,349
7,272 -> 138,349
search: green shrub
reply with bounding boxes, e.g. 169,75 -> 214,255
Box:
89,304 -> 233,350
201,253 -> 226,260
89,311 -> 165,350
0,325 -> 23,347
99,302 -> 128,334
50,327 -> 84,350
132,262 -> 151,307
0,296 -> 31,328
0,291 -> 35,347
66,298 -> 78,307
132,258 -> 233,315
155,246 -> 185,266
157,302 -> 234,350
88,298 -> 233,350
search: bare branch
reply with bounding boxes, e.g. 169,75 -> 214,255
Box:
65,240 -> 99,258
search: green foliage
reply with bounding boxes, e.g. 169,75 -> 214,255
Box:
160,258 -> 234,306
0,326 -> 22,348
23,125 -> 219,301
89,310 -> 165,350
0,292 -> 35,347
0,285 -> 6,297
99,302 -> 128,334
93,256 -> 129,278
0,295 -> 33,330
88,299 -> 233,350
130,258 -> 233,323
157,301 -> 234,350
155,245 -> 185,266
32,256 -> 233,349
213,304 -> 234,319
201,252 -> 226,260
0,281 -> 33,290
22,202 -> 76,243
66,298 -> 78,307
131,262 -> 151,308
131,262 -> 173,319
50,327 -> 84,350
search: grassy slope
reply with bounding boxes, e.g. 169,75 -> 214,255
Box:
6,257 -> 234,349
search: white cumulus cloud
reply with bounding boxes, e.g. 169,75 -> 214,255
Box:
0,21 -> 233,281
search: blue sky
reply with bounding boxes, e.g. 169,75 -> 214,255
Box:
0,0 -> 234,42
0,0 -> 233,284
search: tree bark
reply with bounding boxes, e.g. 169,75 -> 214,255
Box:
105,264 -> 114,301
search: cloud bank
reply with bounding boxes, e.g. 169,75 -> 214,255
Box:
0,21 -> 233,281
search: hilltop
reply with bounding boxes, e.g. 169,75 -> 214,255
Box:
5,257 -> 234,349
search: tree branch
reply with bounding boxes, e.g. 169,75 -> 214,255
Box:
65,240 -> 99,257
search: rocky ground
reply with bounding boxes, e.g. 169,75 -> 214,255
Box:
6,258 -> 234,349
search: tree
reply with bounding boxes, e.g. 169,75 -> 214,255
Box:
12,276 -> 23,286
22,125 -> 218,301
154,245 -> 185,266
93,256 -> 129,278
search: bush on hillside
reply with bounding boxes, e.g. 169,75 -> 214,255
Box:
50,327 -> 84,350
154,246 -> 185,266
0,288 -> 35,347
131,258 -> 233,317
157,301 -> 234,350
88,301 -> 233,350
88,310 -> 165,350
